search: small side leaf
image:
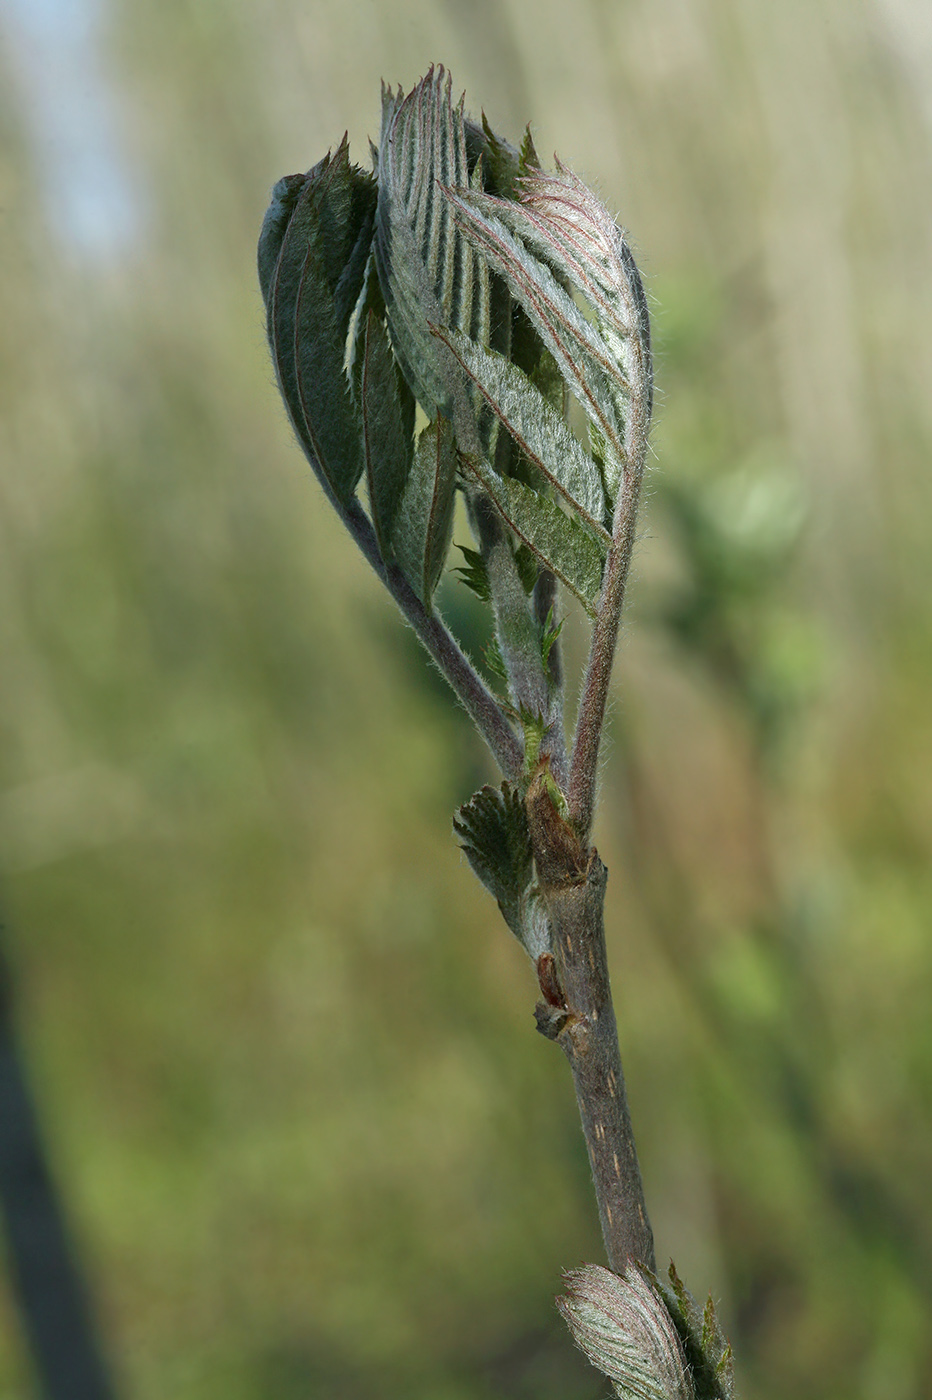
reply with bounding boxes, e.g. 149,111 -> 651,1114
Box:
391,415 -> 458,607
360,311 -> 415,557
454,783 -> 534,944
662,1264 -> 736,1400
455,544 -> 491,602
462,457 -> 606,613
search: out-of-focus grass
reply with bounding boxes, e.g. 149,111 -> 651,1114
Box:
1,2 -> 931,1397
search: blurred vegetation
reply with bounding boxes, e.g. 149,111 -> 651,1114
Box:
1,1 -> 931,1397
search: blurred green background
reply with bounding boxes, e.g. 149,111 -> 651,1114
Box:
1,0 -> 931,1396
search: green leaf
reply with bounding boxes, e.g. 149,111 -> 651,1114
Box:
445,186 -> 630,484
258,172 -> 307,311
360,311 -> 415,557
661,1264 -> 736,1400
511,161 -> 653,427
374,68 -> 493,419
513,543 -> 539,595
391,415 -> 458,607
518,124 -> 542,175
475,113 -> 522,197
454,783 -> 534,944
541,608 -> 564,668
265,139 -> 376,506
462,457 -> 606,613
455,544 -> 491,602
432,325 -> 609,538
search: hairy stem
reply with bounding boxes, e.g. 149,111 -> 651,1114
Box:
527,768 -> 655,1273
338,499 -> 524,781
569,335 -> 651,839
568,485 -> 639,837
533,567 -> 569,788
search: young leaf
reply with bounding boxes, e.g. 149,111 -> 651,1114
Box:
453,783 -> 535,947
541,608 -> 564,668
661,1264 -> 736,1400
391,415 -> 458,607
258,172 -> 308,310
360,310 -> 415,557
455,544 -> 491,602
266,139 -> 376,505
510,162 -> 652,425
514,543 -> 540,595
558,1264 -> 695,1400
374,67 -> 492,419
444,185 -> 630,483
432,325 -> 609,538
463,457 -> 606,613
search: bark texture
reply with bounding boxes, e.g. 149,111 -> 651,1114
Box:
527,768 -> 655,1274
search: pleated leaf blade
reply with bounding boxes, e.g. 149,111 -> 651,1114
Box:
454,782 -> 533,943
463,456 -> 605,613
445,185 -> 630,487
432,324 -> 609,539
374,66 -> 493,420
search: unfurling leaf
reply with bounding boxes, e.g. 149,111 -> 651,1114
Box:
391,415 -> 457,608
455,544 -> 491,602
558,1264 -> 695,1400
516,162 -> 652,419
263,139 -> 376,505
445,189 -> 627,477
374,67 -> 494,420
446,169 -> 652,506
661,1263 -> 736,1400
257,173 -> 307,309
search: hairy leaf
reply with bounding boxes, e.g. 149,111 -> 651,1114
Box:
391,415 -> 458,607
265,139 -> 376,505
360,311 -> 415,556
512,162 -> 652,426
463,457 -> 605,613
559,1264 -> 695,1400
661,1265 -> 736,1400
445,186 -> 630,481
514,543 -> 540,595
433,325 -> 609,537
454,783 -> 534,944
374,67 -> 493,419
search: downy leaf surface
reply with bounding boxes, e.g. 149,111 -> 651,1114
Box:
508,162 -> 652,426
433,325 -> 609,538
445,183 -> 644,502
463,456 -> 605,613
374,67 -> 494,421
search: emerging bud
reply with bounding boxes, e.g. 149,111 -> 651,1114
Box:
558,1263 -> 695,1400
